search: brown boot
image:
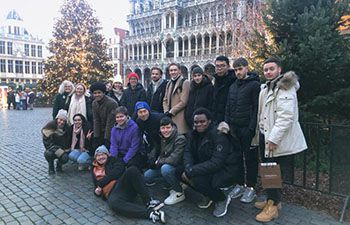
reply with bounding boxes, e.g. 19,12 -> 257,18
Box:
255,200 -> 279,222
254,200 -> 282,210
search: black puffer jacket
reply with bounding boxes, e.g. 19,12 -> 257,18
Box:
146,79 -> 168,113
52,93 -> 71,119
121,83 -> 147,116
212,69 -> 236,123
184,125 -> 242,185
185,76 -> 214,127
225,73 -> 260,131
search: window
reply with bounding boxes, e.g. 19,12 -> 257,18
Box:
108,48 -> 112,59
8,26 -> 12,34
25,61 -> 30,74
31,45 -> 36,57
0,41 -> 5,54
37,46 -> 42,57
38,62 -> 43,74
25,44 -> 30,56
7,42 -> 13,55
14,26 -> 20,35
0,59 -> 6,72
31,62 -> 36,74
15,60 -> 23,73
114,47 -> 118,59
8,60 -> 13,73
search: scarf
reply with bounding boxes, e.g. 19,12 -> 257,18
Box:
71,124 -> 85,150
67,94 -> 87,125
151,79 -> 163,94
112,88 -> 123,101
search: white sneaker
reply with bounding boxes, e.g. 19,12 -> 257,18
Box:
164,190 -> 185,205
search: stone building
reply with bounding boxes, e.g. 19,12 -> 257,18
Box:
123,0 -> 259,85
0,10 -> 45,87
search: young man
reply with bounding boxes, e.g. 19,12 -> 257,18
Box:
146,67 -> 168,113
223,57 -> 261,203
212,56 -> 236,124
255,57 -> 307,222
91,82 -> 118,149
179,108 -> 242,217
144,117 -> 186,205
163,63 -> 190,134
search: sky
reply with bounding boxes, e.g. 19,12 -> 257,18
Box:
0,0 -> 130,42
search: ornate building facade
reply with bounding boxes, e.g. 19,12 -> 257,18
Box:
123,0 -> 259,84
0,10 -> 45,87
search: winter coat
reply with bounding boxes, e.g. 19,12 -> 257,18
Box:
110,119 -> 143,163
185,76 -> 214,127
183,124 -> 242,186
136,112 -> 165,152
146,79 -> 168,113
92,95 -> 118,141
120,83 -> 147,116
42,120 -> 71,157
7,91 -> 15,104
258,71 -> 307,158
107,90 -> 123,106
27,91 -> 35,104
163,76 -> 190,134
149,127 -> 186,167
212,69 -> 236,123
225,73 -> 260,132
52,93 -> 72,119
69,123 -> 93,156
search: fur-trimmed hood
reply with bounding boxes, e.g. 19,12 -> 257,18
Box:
269,71 -> 300,91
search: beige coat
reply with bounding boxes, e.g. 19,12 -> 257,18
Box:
258,71 -> 307,158
163,76 -> 190,134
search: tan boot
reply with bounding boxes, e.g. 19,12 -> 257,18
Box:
255,200 -> 279,222
254,200 -> 282,210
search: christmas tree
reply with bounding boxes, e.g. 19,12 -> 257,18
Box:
39,0 -> 112,99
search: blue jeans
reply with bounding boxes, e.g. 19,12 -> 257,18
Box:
68,149 -> 91,165
144,164 -> 182,192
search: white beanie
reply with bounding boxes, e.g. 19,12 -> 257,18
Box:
56,109 -> 68,120
113,75 -> 123,84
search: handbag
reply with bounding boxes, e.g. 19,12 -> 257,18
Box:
259,151 -> 282,189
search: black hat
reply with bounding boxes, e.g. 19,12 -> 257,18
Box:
192,67 -> 204,75
90,82 -> 106,93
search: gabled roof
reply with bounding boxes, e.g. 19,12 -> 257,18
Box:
6,10 -> 23,21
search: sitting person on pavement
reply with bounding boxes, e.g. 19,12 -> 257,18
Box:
42,109 -> 71,175
110,106 -> 146,169
177,107 -> 242,217
92,145 -> 165,223
68,114 -> 94,171
144,117 -> 187,205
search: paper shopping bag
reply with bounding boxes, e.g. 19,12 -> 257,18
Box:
259,162 -> 282,189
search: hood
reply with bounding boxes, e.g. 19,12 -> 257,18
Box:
190,75 -> 212,89
276,71 -> 300,91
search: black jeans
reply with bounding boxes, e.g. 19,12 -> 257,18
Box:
259,134 -> 295,204
233,126 -> 259,187
108,166 -> 151,219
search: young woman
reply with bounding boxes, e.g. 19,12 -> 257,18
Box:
67,83 -> 93,126
68,114 -> 93,170
107,75 -> 124,105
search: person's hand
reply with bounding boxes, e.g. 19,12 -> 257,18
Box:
86,130 -> 93,140
95,187 -> 102,196
165,111 -> 174,117
268,141 -> 278,152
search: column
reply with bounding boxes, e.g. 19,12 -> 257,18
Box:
195,36 -> 198,56
151,42 -> 154,60
182,38 -> 185,57
202,34 -> 205,55
157,41 -> 160,59
174,11 -> 178,29
161,41 -> 166,61
141,43 -> 144,60
174,37 -> 178,60
209,35 -> 212,54
131,44 -> 134,60
216,33 -> 219,54
188,37 -> 191,56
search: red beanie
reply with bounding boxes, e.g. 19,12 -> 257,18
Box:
127,72 -> 140,81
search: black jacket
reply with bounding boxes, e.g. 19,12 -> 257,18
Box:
225,73 -> 260,131
185,76 -> 214,127
52,93 -> 72,119
92,157 -> 124,188
146,79 -> 168,113
121,83 -> 147,116
212,69 -> 236,123
184,125 -> 242,186
107,91 -> 122,106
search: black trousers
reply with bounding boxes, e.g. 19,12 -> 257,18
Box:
108,166 -> 151,219
234,126 -> 259,187
259,134 -> 295,204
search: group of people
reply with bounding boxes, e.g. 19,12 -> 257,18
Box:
7,87 -> 36,110
41,55 -> 307,223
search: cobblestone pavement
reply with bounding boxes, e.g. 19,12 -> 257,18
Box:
0,108 -> 348,225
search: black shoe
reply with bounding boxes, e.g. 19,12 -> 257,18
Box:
56,161 -> 63,172
48,162 -> 55,175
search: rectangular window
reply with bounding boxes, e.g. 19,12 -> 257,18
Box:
15,60 -> 23,73
31,45 -> 36,57
8,60 -> 13,73
25,61 -> 30,74
0,59 -> 6,72
0,41 -> 5,54
31,62 -> 36,74
38,62 -> 43,74
14,26 -> 20,35
24,44 -> 30,56
37,46 -> 42,57
108,48 -> 112,59
7,42 -> 13,55
8,26 -> 12,34
114,47 -> 118,58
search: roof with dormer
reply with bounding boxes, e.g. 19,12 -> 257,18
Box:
6,10 -> 23,21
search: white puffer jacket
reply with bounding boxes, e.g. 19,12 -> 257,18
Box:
258,71 -> 307,158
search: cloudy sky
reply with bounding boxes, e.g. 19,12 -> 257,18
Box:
0,0 -> 130,42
